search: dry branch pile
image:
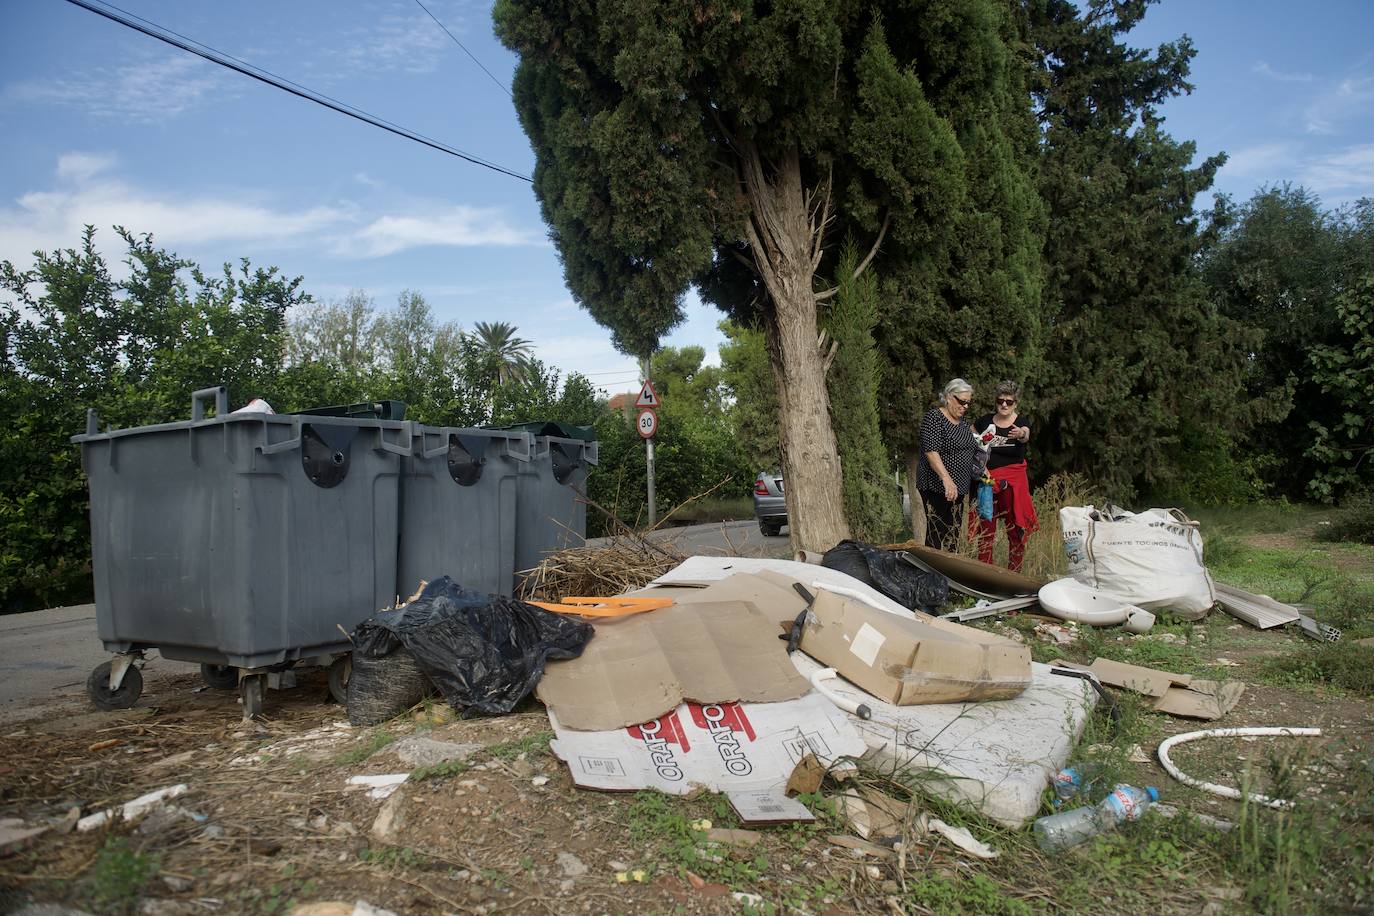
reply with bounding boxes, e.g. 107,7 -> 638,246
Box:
516,535 -> 686,602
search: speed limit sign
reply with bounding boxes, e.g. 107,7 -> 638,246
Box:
636,407 -> 658,439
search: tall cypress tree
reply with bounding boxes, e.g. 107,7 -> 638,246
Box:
495,0 -> 1039,551
1027,0 -> 1260,499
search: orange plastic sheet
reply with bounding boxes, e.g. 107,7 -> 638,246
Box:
527,596 -> 673,618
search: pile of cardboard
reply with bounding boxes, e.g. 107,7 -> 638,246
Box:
535,556 -> 1096,826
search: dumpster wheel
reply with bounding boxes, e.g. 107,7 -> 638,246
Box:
87,660 -> 143,710
200,664 -> 239,690
327,656 -> 351,705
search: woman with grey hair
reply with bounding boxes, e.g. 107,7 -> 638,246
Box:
916,378 -> 979,549
971,380 -> 1038,571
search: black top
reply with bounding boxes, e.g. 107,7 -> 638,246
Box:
917,407 -> 978,497
974,413 -> 1031,470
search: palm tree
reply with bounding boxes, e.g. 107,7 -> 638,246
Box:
472,321 -> 534,385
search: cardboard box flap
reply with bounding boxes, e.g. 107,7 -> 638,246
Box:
669,572 -> 811,620
536,600 -> 810,731
1152,679 -> 1246,720
1088,658 -> 1192,698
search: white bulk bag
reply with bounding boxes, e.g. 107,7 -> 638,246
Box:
1058,505 -> 1215,619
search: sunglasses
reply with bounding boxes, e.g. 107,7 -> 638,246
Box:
996,398 -> 1017,407
952,395 -> 971,407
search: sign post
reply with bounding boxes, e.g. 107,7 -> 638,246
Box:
637,362 -> 659,526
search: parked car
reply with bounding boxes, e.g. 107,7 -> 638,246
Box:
752,472 -> 786,536
753,472 -> 912,537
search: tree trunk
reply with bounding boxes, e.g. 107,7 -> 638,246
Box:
739,142 -> 851,553
905,448 -> 926,546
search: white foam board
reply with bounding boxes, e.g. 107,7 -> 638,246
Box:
650,555 -> 916,620
792,655 -> 1095,827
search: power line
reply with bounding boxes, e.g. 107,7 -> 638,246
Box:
61,0 -> 532,182
411,0 -> 512,98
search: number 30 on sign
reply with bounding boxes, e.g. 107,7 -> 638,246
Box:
636,408 -> 658,439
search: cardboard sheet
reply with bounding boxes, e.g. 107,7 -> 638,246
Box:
799,589 -> 1031,705
651,556 -> 919,620
1051,657 -> 1243,720
792,654 -> 1095,827
548,692 -> 867,794
536,599 -> 810,731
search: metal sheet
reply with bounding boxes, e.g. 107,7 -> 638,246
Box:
1215,582 -> 1301,630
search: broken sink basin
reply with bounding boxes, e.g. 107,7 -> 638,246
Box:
1037,577 -> 1135,626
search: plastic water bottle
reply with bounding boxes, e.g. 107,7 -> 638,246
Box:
1050,764 -> 1103,803
1034,785 -> 1159,852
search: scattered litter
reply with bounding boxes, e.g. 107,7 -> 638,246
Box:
87,738 -> 120,753
920,814 -> 998,860
290,903 -> 397,916
836,789 -> 910,840
791,655 -> 1093,827
689,819 -> 712,832
798,588 -> 1031,705
1127,744 -> 1150,764
77,784 -> 188,832
547,692 -> 865,794
1157,727 -> 1323,809
732,892 -> 764,907
1215,582 -> 1300,629
1214,658 -> 1240,667
785,754 -> 826,797
531,775 -> 549,787
827,835 -> 895,859
728,790 -> 815,826
369,788 -> 407,843
230,398 -> 275,415
615,869 -> 648,883
346,773 -> 408,800
1034,622 -> 1079,645
0,819 -> 50,856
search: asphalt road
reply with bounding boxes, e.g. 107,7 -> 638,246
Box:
0,519 -> 790,722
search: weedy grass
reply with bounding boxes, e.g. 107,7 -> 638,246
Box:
88,837 -> 159,915
335,728 -> 396,766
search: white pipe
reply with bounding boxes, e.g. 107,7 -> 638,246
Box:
808,667 -> 872,719
1156,727 -> 1323,810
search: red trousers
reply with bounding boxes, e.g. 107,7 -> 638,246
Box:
971,483 -> 1029,572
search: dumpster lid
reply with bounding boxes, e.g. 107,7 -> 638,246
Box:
485,421 -> 595,442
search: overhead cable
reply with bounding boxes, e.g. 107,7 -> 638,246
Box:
61,0 -> 532,182
411,0 -> 512,98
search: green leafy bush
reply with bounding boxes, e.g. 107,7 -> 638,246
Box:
1316,488 -> 1374,545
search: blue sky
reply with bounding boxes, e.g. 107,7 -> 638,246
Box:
2,0 -> 1372,401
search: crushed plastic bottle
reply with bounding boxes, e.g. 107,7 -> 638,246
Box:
1034,784 -> 1159,852
1050,764 -> 1104,802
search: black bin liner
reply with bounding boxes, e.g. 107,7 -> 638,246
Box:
821,540 -> 948,613
351,577 -> 594,715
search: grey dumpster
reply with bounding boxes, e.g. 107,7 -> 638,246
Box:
399,426 -> 530,597
73,387 -> 410,714
513,433 -> 599,581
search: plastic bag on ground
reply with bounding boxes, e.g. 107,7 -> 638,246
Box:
821,540 -> 948,613
347,646 -> 435,726
1058,505 -> 1215,619
351,576 -> 595,715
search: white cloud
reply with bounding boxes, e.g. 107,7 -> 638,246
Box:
1300,143 -> 1374,197
56,152 -> 118,183
348,207 -> 541,256
1253,61 -> 1313,83
341,12 -> 452,75
0,156 -> 543,272
1304,73 -> 1374,134
6,56 -> 231,123
1221,142 -> 1297,178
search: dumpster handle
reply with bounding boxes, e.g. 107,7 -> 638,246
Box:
259,418 -> 303,455
507,432 -> 532,463
191,386 -> 228,421
419,427 -> 523,460
376,425 -> 412,456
